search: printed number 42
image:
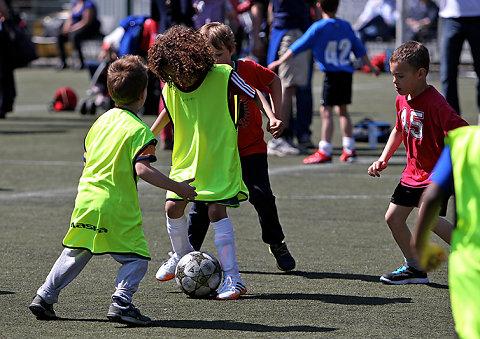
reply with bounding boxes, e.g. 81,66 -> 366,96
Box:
325,39 -> 351,66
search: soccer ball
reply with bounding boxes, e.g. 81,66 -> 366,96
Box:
175,251 -> 222,298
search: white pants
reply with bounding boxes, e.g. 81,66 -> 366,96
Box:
36,248 -> 149,305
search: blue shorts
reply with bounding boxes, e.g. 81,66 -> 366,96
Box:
391,183 -> 448,216
322,71 -> 352,106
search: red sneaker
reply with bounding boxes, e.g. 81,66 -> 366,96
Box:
339,148 -> 356,162
303,149 -> 332,164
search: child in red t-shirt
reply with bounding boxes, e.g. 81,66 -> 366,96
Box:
186,22 -> 296,272
367,41 -> 468,285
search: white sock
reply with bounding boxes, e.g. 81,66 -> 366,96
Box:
212,217 -> 239,276
318,140 -> 332,156
166,214 -> 194,258
342,137 -> 355,153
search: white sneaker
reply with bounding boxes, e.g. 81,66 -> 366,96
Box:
155,252 -> 179,281
267,137 -> 301,156
216,274 -> 247,300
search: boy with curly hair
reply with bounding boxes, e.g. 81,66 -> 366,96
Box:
29,55 -> 197,326
149,25 -> 278,299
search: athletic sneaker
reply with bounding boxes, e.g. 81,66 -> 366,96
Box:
155,252 -> 179,281
303,149 -> 332,164
267,137 -> 301,156
107,303 -> 151,326
269,242 -> 296,271
298,135 -> 315,149
29,295 -> 57,320
339,148 -> 357,162
216,274 -> 247,300
380,265 -> 429,285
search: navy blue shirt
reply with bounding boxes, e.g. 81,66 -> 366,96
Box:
271,0 -> 311,31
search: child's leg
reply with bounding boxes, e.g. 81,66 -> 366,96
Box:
110,254 -> 149,306
241,153 -> 284,244
209,204 -> 239,276
385,203 -> 416,261
336,104 -> 353,139
319,105 -> 334,155
165,200 -> 194,258
433,217 -> 453,244
336,104 -> 355,152
37,248 -> 92,304
187,201 -> 211,251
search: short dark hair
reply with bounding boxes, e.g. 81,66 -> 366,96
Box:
318,0 -> 339,13
389,41 -> 430,74
107,55 -> 148,105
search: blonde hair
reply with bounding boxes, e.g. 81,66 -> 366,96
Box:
199,22 -> 235,51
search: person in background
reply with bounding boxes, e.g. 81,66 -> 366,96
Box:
439,0 -> 480,122
269,0 -> 380,164
57,0 -> 101,70
405,0 -> 439,43
353,0 -> 397,44
0,0 -> 15,119
266,0 -> 312,156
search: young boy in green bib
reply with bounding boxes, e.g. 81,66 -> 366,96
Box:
29,55 -> 197,326
149,25 -> 277,300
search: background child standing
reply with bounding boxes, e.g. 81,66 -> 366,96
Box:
29,55 -> 197,326
186,22 -> 295,272
269,0 -> 380,164
368,41 -> 468,284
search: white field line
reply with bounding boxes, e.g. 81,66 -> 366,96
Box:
0,157 -> 402,200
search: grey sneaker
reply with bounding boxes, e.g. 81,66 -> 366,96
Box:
267,137 -> 301,156
107,303 -> 151,326
269,242 -> 296,271
29,295 -> 57,320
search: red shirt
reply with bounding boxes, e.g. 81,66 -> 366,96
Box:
234,59 -> 276,157
395,85 -> 468,187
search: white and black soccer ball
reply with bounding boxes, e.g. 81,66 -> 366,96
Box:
175,251 -> 222,298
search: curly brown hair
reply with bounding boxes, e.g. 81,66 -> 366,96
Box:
148,25 -> 214,88
107,55 -> 148,106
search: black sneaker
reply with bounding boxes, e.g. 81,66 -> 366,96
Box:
107,303 -> 151,326
269,242 -> 296,271
29,295 -> 57,320
380,265 -> 429,285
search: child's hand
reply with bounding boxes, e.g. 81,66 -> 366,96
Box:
268,60 -> 281,71
371,65 -> 381,77
267,118 -> 284,138
418,242 -> 447,272
367,160 -> 388,177
176,178 -> 197,201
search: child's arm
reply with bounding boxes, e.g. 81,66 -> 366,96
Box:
361,55 -> 381,76
253,89 -> 284,138
267,49 -> 295,71
135,159 -> 197,200
150,108 -> 171,137
368,128 -> 402,177
267,73 -> 282,120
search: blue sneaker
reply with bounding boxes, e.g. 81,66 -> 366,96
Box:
380,265 -> 429,285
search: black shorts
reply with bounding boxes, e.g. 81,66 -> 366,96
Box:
322,71 -> 352,106
391,183 -> 448,216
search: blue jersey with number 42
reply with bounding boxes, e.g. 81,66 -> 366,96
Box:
290,18 -> 367,73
